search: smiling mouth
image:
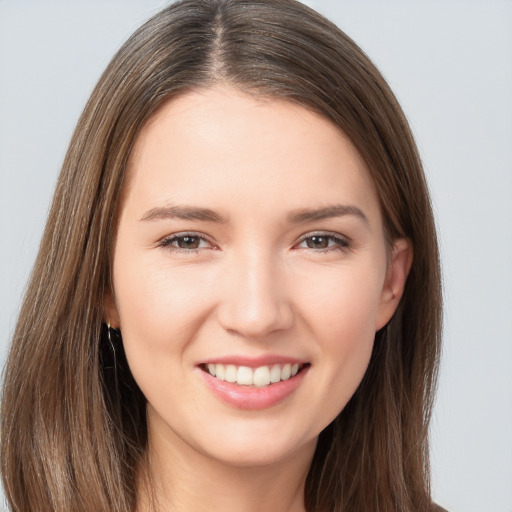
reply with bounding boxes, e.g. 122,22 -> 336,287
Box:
200,363 -> 309,388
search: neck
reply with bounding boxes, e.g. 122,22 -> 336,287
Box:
137,416 -> 316,512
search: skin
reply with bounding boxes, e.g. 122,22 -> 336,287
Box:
105,86 -> 412,512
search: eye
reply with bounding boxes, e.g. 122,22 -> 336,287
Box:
295,232 -> 350,252
159,232 -> 215,252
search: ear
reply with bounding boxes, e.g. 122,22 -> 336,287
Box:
103,287 -> 121,329
375,238 -> 413,331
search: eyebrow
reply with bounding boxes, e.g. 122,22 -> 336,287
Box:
140,205 -> 226,223
140,203 -> 368,225
288,204 -> 369,225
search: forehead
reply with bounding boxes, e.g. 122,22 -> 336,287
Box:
124,86 -> 381,225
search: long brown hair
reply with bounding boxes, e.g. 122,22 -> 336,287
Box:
1,1 -> 442,511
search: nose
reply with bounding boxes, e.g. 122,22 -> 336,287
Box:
217,249 -> 294,340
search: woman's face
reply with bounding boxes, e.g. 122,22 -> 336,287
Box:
106,87 -> 410,468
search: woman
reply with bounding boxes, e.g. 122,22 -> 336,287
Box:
1,0 -> 443,511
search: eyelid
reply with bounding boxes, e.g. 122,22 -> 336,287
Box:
157,230 -> 350,253
158,231 -> 217,252
294,231 -> 351,250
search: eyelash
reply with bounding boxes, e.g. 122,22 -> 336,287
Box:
158,231 -> 351,254
158,232 -> 215,253
295,232 -> 351,253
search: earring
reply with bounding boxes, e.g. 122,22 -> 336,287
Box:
107,322 -> 118,346
105,323 -> 121,371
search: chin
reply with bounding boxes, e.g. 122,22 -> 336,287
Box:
197,426 -> 318,469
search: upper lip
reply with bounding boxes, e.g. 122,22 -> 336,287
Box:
198,355 -> 308,368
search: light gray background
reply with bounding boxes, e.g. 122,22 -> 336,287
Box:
1,1 -> 511,511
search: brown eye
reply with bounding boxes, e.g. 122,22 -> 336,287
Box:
297,233 -> 350,252
306,236 -> 329,249
176,236 -> 201,249
160,233 -> 212,252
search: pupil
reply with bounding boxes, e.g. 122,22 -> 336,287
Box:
308,236 -> 328,249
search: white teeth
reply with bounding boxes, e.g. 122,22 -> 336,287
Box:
281,363 -> 291,380
206,363 -> 303,387
215,364 -> 226,381
225,364 -> 237,383
237,366 -> 253,386
269,364 -> 281,383
253,366 -> 271,387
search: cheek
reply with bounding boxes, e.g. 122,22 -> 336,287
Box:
111,259 -> 219,414
316,298 -> 377,382
300,262 -> 384,341
297,264 -> 383,400
116,251 -> 208,319
112,253 -> 217,365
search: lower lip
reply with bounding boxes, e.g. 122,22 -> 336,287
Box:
198,366 -> 309,410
